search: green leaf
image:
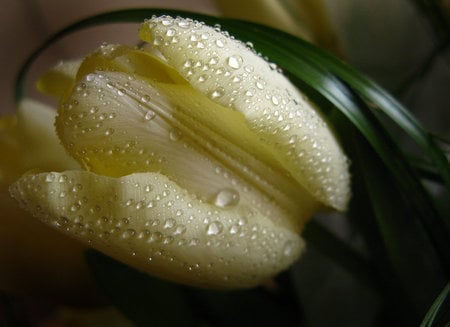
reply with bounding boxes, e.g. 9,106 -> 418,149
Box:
420,282 -> 450,327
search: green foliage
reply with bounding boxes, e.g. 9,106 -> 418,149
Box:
17,8 -> 450,326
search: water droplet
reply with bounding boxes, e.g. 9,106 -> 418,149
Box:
213,188 -> 240,208
45,173 -> 55,182
86,74 -> 96,82
177,20 -> 190,28
148,231 -> 163,243
166,28 -> 176,36
215,39 -> 225,48
163,236 -> 174,244
198,74 -> 208,82
255,80 -> 265,90
207,221 -> 223,236
229,224 -> 240,235
144,110 -> 156,121
238,217 -> 248,226
164,218 -> 176,229
169,128 -> 182,141
122,229 -> 136,239
271,95 -> 280,106
289,135 -> 298,144
161,18 -> 173,26
105,128 -> 115,136
189,238 -> 200,246
173,225 -> 186,236
70,204 -> 81,212
153,36 -> 164,46
227,55 -> 243,69
141,95 -> 151,103
210,87 -> 224,99
283,240 -> 294,256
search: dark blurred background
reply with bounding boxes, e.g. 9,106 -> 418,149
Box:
0,0 -> 448,326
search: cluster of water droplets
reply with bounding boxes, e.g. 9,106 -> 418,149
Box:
58,55 -> 298,229
139,16 -> 350,210
11,171 -> 302,288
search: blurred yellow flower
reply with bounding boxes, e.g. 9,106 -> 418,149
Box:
0,101 -> 102,305
9,16 -> 350,289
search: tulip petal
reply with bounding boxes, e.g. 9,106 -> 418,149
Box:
10,170 -> 303,289
16,99 -> 80,172
75,44 -> 187,85
139,16 -> 350,210
37,59 -> 82,97
0,99 -> 80,183
56,70 -> 319,230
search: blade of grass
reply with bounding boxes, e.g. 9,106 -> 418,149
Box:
420,282 -> 450,327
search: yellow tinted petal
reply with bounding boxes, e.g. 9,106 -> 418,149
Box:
139,16 -> 350,210
16,99 -> 80,171
37,59 -> 82,97
56,71 -> 318,230
75,44 -> 186,85
10,170 -> 304,289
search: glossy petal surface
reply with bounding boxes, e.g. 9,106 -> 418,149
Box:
140,16 -> 350,210
11,170 -> 303,289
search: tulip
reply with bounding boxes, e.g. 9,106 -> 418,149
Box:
10,16 -> 350,289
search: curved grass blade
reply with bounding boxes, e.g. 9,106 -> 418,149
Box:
420,282 -> 450,327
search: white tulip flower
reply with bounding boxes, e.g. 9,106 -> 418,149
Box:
10,16 -> 350,289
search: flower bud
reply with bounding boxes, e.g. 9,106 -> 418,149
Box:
10,16 -> 350,289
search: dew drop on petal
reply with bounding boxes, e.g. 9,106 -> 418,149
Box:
215,39 -> 225,48
169,128 -> 182,141
122,229 -> 136,239
144,110 -> 156,121
213,188 -> 240,208
227,55 -> 243,69
45,173 -> 56,183
207,221 -> 223,236
229,224 -> 241,235
105,128 -> 115,136
173,224 -> 186,236
283,240 -> 294,257
210,87 -> 224,99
